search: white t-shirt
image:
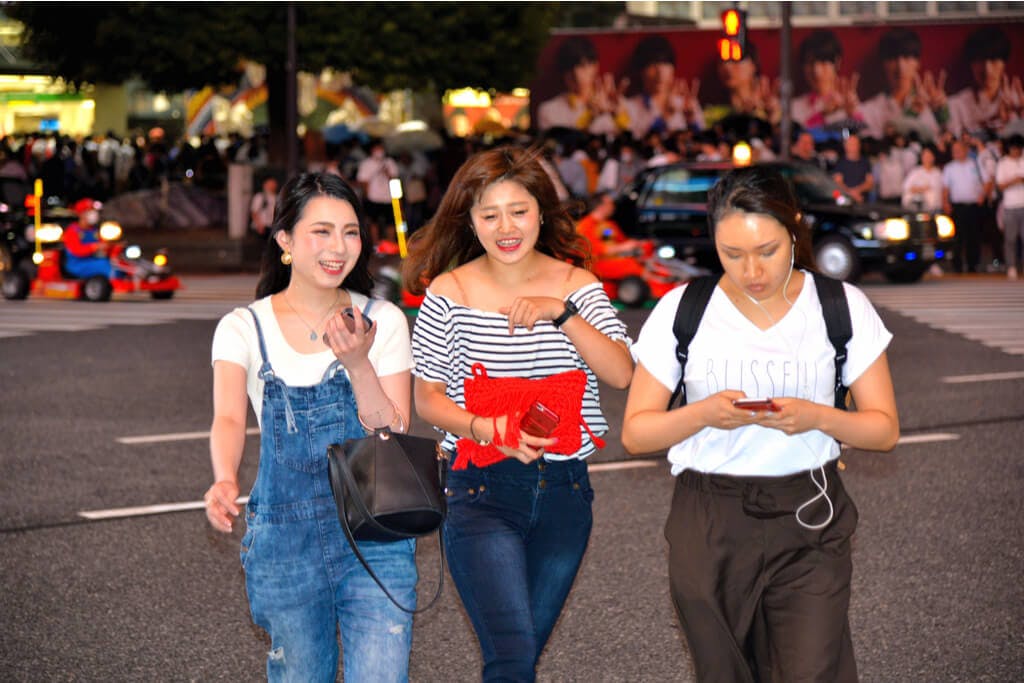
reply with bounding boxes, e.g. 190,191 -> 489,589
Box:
901,166 -> 944,211
356,155 -> 398,204
211,291 -> 413,426
631,273 -> 892,477
996,155 -> 1024,210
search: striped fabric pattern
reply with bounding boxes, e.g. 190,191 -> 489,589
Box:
412,282 -> 630,459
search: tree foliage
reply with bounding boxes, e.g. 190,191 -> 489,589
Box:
8,2 -> 558,93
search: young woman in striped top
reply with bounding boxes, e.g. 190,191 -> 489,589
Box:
404,146 -> 634,682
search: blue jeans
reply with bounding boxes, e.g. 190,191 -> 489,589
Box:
443,457 -> 594,682
242,513 -> 417,683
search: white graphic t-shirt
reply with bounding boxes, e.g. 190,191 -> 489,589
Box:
631,273 -> 892,477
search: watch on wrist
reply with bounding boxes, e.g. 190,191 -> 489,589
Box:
552,299 -> 579,328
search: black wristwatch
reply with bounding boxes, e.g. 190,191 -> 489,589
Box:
552,299 -> 579,328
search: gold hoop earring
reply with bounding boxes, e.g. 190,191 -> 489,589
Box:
281,251 -> 292,266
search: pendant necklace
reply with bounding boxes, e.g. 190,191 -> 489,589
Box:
283,289 -> 341,341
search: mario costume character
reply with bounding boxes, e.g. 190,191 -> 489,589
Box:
63,198 -> 113,279
575,192 -> 647,282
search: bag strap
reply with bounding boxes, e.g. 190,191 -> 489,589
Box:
668,276 -> 718,409
811,272 -> 852,410
327,438 -> 447,614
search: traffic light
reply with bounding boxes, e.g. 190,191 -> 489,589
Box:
718,8 -> 746,62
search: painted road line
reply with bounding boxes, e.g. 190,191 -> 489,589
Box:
896,433 -> 960,444
79,496 -> 250,521
941,370 -> 1024,384
117,428 -> 260,444
589,460 -> 660,472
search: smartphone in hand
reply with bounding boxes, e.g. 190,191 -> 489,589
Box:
341,306 -> 373,334
322,307 -> 373,344
732,397 -> 779,412
521,400 -> 560,437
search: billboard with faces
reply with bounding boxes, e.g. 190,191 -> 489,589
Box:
530,21 -> 1024,143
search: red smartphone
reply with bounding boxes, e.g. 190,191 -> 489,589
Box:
732,397 -> 779,412
521,400 -> 560,437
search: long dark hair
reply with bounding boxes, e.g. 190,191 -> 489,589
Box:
255,172 -> 374,298
402,146 -> 589,296
706,166 -> 816,272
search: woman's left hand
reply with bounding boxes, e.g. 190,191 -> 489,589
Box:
499,296 -> 565,334
754,397 -> 821,435
322,308 -> 376,365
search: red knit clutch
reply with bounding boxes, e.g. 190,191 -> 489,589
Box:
454,363 -> 605,470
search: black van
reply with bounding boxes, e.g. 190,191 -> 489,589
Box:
612,159 -> 956,283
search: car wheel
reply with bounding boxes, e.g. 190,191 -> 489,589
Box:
0,244 -> 12,275
814,236 -> 862,283
82,275 -> 113,302
150,290 -> 175,300
884,265 -> 928,284
616,275 -> 650,307
1,268 -> 30,300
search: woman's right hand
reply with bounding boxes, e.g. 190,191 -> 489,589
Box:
700,391 -> 769,430
489,414 -> 558,464
205,480 -> 240,533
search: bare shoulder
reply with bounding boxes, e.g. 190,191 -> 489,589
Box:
564,263 -> 599,292
427,271 -> 459,301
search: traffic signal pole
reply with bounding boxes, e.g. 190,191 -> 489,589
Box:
780,2 -> 793,160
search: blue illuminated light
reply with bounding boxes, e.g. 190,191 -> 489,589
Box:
934,249 -> 945,258
904,252 -> 918,261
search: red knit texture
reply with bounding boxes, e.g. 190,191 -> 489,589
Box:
454,363 -> 605,470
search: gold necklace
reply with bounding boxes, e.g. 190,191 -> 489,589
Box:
283,289 -> 341,341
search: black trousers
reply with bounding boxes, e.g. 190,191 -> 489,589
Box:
950,202 -> 986,273
664,462 -> 859,683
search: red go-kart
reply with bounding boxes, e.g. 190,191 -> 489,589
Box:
2,223 -> 181,302
595,240 -> 708,307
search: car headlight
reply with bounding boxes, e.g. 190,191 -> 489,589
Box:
125,245 -> 142,259
935,214 -> 955,239
153,253 -> 168,267
99,221 -> 123,241
657,245 -> 676,259
874,218 -> 909,241
32,223 -> 64,243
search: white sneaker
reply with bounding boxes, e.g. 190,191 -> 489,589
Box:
1009,266 -> 1019,281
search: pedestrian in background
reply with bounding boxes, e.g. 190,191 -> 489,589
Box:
248,173 -> 278,238
996,134 -> 1024,279
205,172 -> 418,682
404,146 -> 634,682
942,138 -> 991,272
622,166 -> 899,682
356,140 -> 399,242
832,133 -> 874,202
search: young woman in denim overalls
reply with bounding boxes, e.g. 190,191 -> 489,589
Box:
205,173 -> 418,682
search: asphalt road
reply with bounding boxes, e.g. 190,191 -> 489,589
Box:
1,289 -> 1022,682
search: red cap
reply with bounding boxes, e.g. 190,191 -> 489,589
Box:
73,198 -> 102,214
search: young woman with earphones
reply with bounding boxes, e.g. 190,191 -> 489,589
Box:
622,166 -> 899,682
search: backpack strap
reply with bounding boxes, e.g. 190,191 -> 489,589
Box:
811,273 -> 852,410
669,276 -> 718,409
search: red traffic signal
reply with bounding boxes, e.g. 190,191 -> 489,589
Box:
719,8 -> 747,61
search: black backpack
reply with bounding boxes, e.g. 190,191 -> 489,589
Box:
669,273 -> 852,410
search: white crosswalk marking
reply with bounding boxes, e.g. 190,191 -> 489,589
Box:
862,279 -> 1024,356
0,275 -> 259,338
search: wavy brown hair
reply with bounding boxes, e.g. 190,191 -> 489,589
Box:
402,145 -> 590,296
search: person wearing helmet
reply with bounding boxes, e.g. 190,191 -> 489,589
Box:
63,198 -> 113,279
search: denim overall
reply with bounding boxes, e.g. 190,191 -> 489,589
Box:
239,305 -> 417,683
